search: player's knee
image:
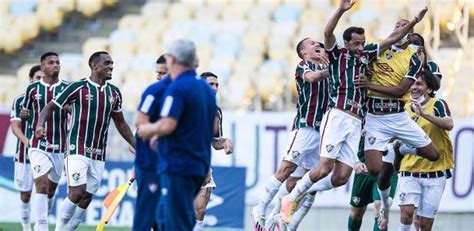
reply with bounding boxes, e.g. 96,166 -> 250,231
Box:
20,192 -> 31,203
276,162 -> 297,180
400,206 -> 414,224
78,194 -> 93,208
350,207 -> 365,220
331,175 -> 348,187
68,189 -> 85,204
35,183 -> 48,194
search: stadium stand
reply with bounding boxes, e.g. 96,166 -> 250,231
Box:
0,0 -> 473,115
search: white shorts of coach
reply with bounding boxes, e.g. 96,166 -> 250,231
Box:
398,175 -> 447,218
319,108 -> 361,167
201,168 -> 216,189
65,155 -> 105,194
28,149 -> 65,183
364,111 -> 432,152
282,127 -> 320,178
14,162 -> 34,192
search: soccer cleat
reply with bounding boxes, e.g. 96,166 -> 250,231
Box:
279,194 -> 305,224
275,214 -> 288,231
265,211 -> 278,230
251,206 -> 266,231
377,208 -> 389,229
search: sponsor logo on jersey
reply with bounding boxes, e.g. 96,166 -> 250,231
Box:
347,99 -> 363,109
326,144 -> 334,153
69,144 -> 76,151
40,141 -> 60,150
85,147 -> 102,155
376,63 -> 395,72
85,94 -> 94,101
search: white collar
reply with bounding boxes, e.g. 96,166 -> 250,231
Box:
40,78 -> 63,88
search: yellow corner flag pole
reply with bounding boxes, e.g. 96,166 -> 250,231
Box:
96,178 -> 135,231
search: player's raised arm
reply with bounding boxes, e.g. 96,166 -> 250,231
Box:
112,111 -> 136,150
379,6 -> 428,54
324,0 -> 356,48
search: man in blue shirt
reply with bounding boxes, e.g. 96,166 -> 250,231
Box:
132,55 -> 170,231
138,39 -> 216,231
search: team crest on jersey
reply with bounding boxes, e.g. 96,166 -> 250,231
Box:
352,196 -> 361,205
385,53 -> 393,60
326,144 -> 334,153
34,93 -> 42,100
368,137 -> 376,145
85,94 -> 94,101
33,165 -> 41,173
291,151 -> 301,159
72,172 -> 81,181
69,144 -> 76,151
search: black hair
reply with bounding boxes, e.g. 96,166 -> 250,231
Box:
201,72 -> 218,79
88,51 -> 109,68
296,38 -> 309,59
410,33 -> 425,47
40,52 -> 58,62
421,69 -> 440,98
29,65 -> 41,78
343,27 -> 365,42
156,54 -> 166,64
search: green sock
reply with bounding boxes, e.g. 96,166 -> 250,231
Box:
373,217 -> 387,231
348,215 -> 362,231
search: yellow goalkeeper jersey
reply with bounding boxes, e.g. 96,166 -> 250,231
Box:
400,98 -> 455,172
367,46 -> 422,113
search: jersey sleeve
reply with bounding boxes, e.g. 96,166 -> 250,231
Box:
113,87 -> 123,112
10,96 -> 22,121
364,43 -> 380,62
160,84 -> 184,119
22,84 -> 34,110
295,61 -> 313,81
405,54 -> 423,80
326,42 -> 343,63
428,61 -> 442,79
433,99 -> 451,118
137,85 -> 160,116
52,82 -> 82,108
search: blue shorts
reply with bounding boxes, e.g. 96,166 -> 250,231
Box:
132,167 -> 160,231
156,173 -> 205,231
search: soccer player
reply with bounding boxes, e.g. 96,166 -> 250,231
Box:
132,55 -> 170,231
155,54 -> 168,80
10,65 -> 44,231
251,38 -> 330,230
397,69 -> 453,231
37,51 -> 136,230
351,19 -> 439,228
280,0 -> 428,224
348,137 -> 398,231
137,39 -> 216,231
22,52 -> 69,231
194,72 -> 233,231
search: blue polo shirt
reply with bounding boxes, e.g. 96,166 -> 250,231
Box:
134,76 -> 172,170
156,70 -> 216,177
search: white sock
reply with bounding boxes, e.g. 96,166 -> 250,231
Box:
256,175 -> 282,215
378,186 -> 391,209
307,173 -> 334,193
269,185 -> 289,216
193,220 -> 204,231
287,173 -> 313,201
399,144 -> 417,155
20,201 -> 31,226
289,193 -> 315,229
399,223 -> 412,231
55,197 -> 77,231
67,207 -> 86,230
48,195 -> 55,214
34,193 -> 49,231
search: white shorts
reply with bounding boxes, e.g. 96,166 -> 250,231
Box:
364,112 -> 432,151
14,162 -> 34,192
282,127 -> 320,170
29,149 -> 65,183
319,108 -> 361,167
65,155 -> 105,194
398,174 -> 447,218
290,166 -> 307,178
201,168 -> 216,189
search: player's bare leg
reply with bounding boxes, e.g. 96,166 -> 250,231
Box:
47,180 -> 58,213
55,184 -> 87,231
399,204 -> 415,231
33,172 -> 51,231
20,191 -> 32,231
348,205 -> 367,231
377,161 -> 395,229
252,160 -> 298,230
193,187 -> 212,231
